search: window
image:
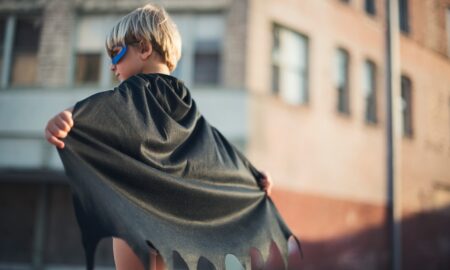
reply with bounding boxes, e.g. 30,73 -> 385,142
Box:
401,75 -> 413,137
0,15 -> 42,88
446,8 -> 450,56
272,24 -> 309,105
10,17 -> 42,87
74,53 -> 101,85
399,0 -> 410,33
365,0 -> 376,16
74,15 -> 120,86
340,0 -> 351,4
363,60 -> 377,123
335,48 -> 350,114
193,15 -> 223,86
172,14 -> 224,87
0,18 -> 5,78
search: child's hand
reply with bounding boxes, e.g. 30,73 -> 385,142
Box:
45,107 -> 74,149
259,170 -> 273,196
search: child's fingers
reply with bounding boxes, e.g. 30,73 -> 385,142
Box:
47,124 -> 69,138
45,129 -> 65,149
59,111 -> 74,127
55,115 -> 72,132
258,170 -> 273,196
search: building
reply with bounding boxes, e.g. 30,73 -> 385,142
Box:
245,0 -> 450,269
0,0 -> 249,268
0,0 -> 449,269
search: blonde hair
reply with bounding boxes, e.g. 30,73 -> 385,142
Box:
106,4 -> 182,72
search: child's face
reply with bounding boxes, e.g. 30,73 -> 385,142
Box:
110,44 -> 146,82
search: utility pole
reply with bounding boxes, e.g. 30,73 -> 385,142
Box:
385,0 -> 402,270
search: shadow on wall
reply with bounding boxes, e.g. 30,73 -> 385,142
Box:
295,205 -> 450,270
0,182 -> 448,269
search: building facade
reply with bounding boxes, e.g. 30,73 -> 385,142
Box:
245,0 -> 450,269
0,0 -> 449,269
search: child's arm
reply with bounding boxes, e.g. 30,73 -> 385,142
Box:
45,106 -> 74,149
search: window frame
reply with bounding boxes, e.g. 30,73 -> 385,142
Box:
171,12 -> 225,89
446,7 -> 450,57
0,14 -> 42,89
399,0 -> 410,34
364,0 -> 377,16
335,47 -> 351,115
363,59 -> 377,124
70,13 -> 121,88
401,75 -> 413,138
271,23 -> 310,106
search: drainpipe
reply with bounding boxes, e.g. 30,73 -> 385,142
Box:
385,0 -> 402,270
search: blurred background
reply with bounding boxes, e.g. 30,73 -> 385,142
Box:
0,0 -> 449,269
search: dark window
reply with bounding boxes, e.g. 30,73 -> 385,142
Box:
271,65 -> 280,95
447,8 -> 450,56
340,0 -> 351,4
399,0 -> 410,33
193,40 -> 221,86
271,25 -> 280,94
365,0 -> 376,15
0,18 -> 5,77
271,24 -> 309,105
336,48 -> 350,114
74,53 -> 101,85
401,75 -> 413,137
10,16 -> 42,87
363,60 -> 377,123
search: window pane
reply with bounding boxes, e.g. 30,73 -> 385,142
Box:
401,76 -> 413,136
75,53 -> 101,85
365,0 -> 376,15
272,25 -> 309,105
194,40 -> 221,86
399,0 -> 410,33
194,52 -> 220,85
192,15 -> 224,87
363,60 -> 377,123
0,18 -> 5,77
10,16 -> 42,87
271,64 -> 280,94
75,15 -> 120,86
336,48 -> 350,114
446,8 -> 450,56
170,14 -> 224,85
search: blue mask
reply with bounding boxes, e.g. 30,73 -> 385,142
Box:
111,45 -> 128,65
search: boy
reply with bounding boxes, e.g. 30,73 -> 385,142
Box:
46,4 -> 287,270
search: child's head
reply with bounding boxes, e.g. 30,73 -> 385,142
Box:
106,4 -> 181,81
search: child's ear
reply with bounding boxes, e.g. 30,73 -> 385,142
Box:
140,41 -> 153,60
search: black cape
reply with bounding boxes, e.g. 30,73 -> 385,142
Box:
57,73 -> 301,270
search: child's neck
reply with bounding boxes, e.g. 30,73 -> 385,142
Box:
143,64 -> 170,75
142,57 -> 170,75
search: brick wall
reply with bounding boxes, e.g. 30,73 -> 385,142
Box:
37,0 -> 75,88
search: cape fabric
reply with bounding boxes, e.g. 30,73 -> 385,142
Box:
58,73 -> 299,270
